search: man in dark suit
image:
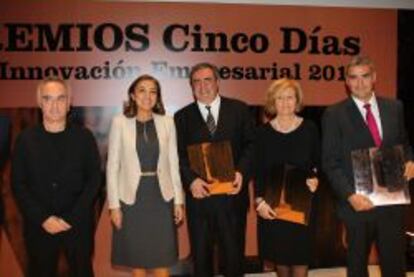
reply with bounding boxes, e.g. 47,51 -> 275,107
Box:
0,115 -> 10,226
322,55 -> 414,277
12,77 -> 101,277
175,63 -> 255,276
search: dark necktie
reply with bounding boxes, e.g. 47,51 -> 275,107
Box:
363,103 -> 382,147
205,105 -> 216,135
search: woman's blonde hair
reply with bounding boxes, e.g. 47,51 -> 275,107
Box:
264,78 -> 303,117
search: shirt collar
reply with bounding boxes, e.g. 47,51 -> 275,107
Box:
197,95 -> 221,111
351,92 -> 378,111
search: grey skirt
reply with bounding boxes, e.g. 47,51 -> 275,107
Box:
111,176 -> 178,268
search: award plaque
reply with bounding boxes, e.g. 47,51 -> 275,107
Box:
264,164 -> 313,225
187,141 -> 235,195
351,144 -> 410,206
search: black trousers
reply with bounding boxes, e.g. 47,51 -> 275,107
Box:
0,178 -> 4,226
25,224 -> 94,277
342,206 -> 406,277
187,196 -> 245,277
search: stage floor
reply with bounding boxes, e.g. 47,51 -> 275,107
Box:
246,267 -> 414,276
2,230 -> 414,277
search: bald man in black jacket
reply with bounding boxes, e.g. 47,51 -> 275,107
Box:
12,78 -> 101,277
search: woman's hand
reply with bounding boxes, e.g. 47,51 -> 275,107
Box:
228,171 -> 243,195
256,200 -> 277,220
174,205 -> 184,225
110,208 -> 123,230
404,161 -> 414,181
306,177 -> 319,193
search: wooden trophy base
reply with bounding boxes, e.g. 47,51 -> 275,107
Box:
274,203 -> 306,225
208,181 -> 234,195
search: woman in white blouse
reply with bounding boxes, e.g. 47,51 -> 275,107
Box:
106,74 -> 183,277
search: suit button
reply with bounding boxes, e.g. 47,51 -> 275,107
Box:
52,183 -> 57,188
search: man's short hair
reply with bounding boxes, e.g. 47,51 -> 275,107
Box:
36,76 -> 71,97
36,76 -> 71,103
189,62 -> 220,85
346,55 -> 376,76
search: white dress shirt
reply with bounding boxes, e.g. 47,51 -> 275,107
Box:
197,95 -> 221,124
352,93 -> 383,139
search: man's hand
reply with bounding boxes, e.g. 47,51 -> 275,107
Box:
190,178 -> 210,199
306,177 -> 319,193
110,208 -> 123,230
57,218 -> 72,230
256,201 -> 277,220
228,171 -> 243,195
404,161 -> 414,181
42,216 -> 71,234
348,194 -> 374,211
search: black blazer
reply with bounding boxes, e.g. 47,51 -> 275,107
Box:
11,124 -> 101,230
322,97 -> 412,216
174,97 -> 255,209
0,115 -> 10,169
0,115 -> 10,225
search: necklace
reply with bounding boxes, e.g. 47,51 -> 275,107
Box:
143,121 -> 148,142
136,112 -> 152,143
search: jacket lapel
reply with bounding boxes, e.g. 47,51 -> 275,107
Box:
191,103 -> 211,139
153,114 -> 162,139
345,98 -> 376,146
126,116 -> 141,172
214,97 -> 227,139
377,97 -> 389,145
153,114 -> 163,171
153,114 -> 165,149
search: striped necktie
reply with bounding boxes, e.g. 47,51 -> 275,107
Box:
205,105 -> 216,135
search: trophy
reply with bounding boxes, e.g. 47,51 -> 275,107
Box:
351,145 -> 410,206
187,141 -> 235,195
264,164 -> 313,225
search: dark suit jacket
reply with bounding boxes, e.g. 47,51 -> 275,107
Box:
322,96 -> 412,217
0,116 -> 10,169
174,96 -> 255,210
11,124 -> 101,232
0,116 -> 10,225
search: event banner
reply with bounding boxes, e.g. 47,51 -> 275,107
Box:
0,1 -> 396,109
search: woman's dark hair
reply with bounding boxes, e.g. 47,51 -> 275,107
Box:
123,74 -> 165,118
